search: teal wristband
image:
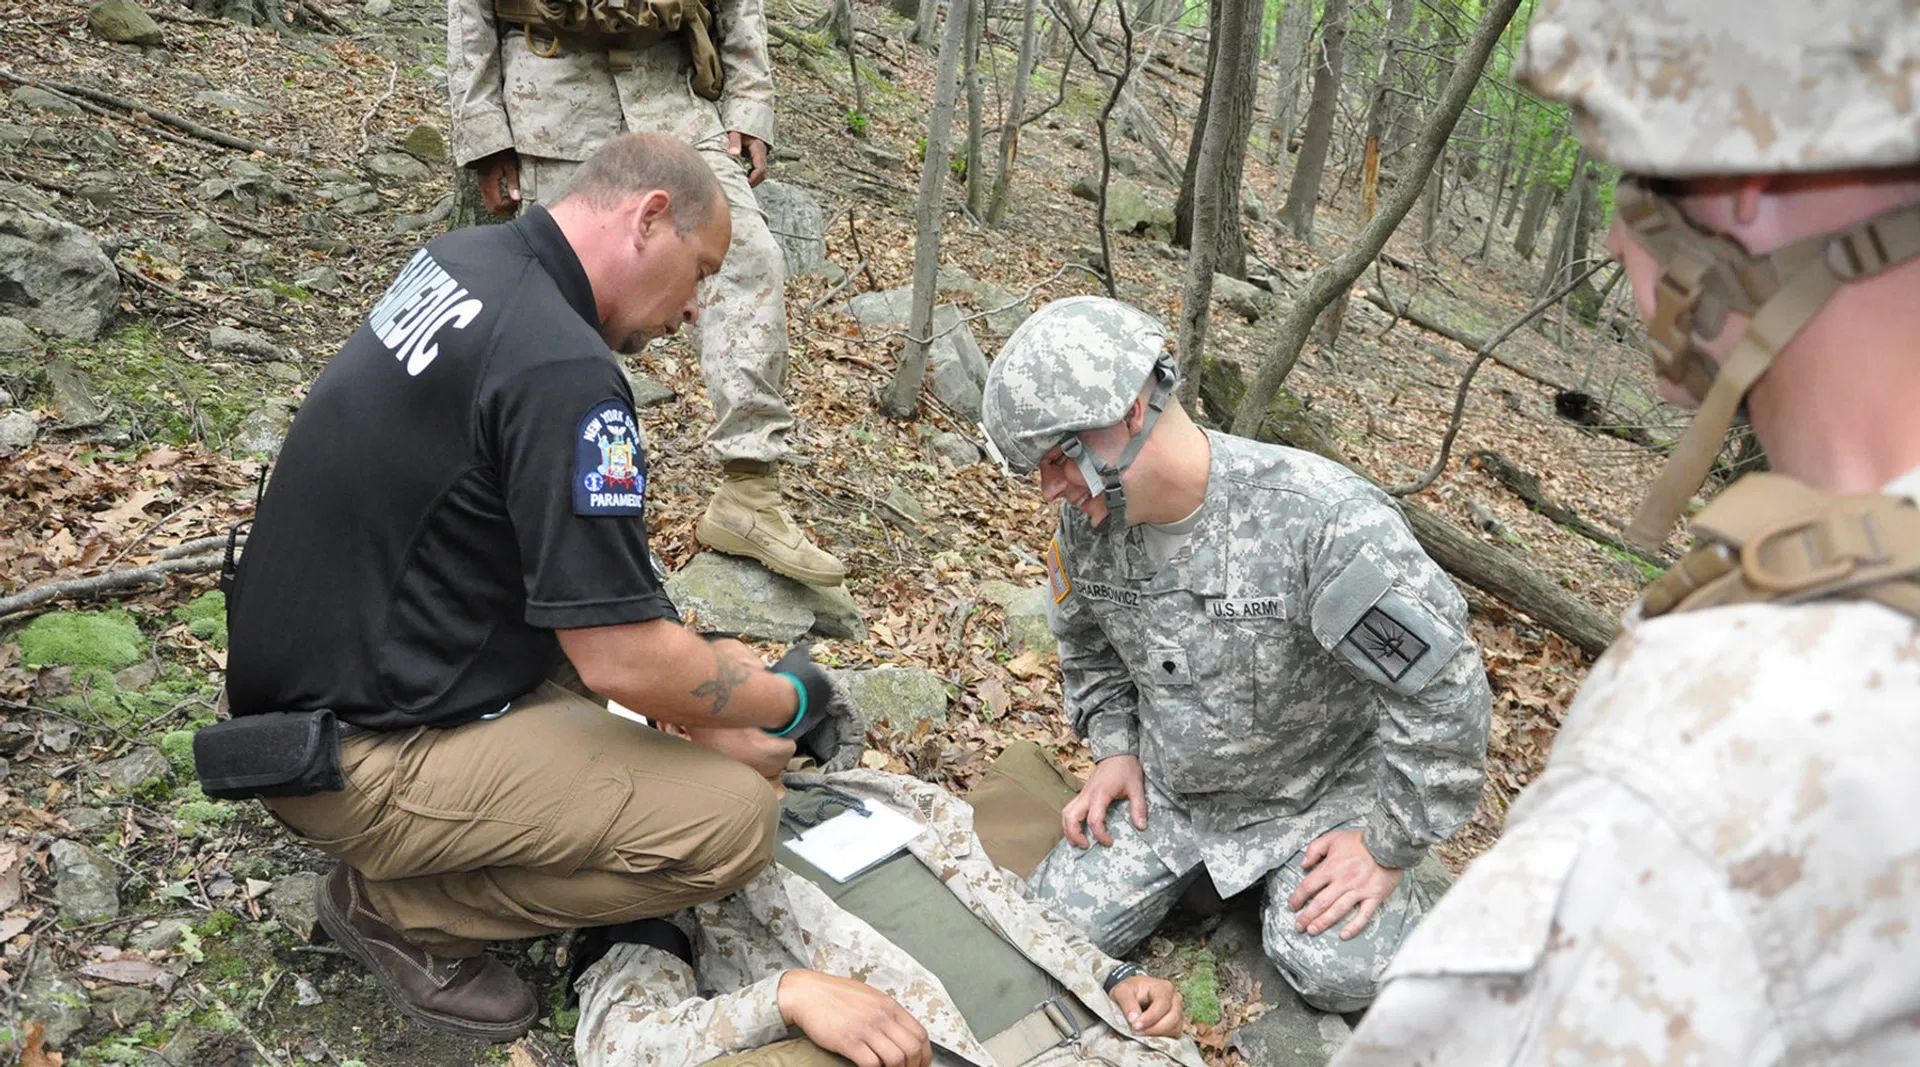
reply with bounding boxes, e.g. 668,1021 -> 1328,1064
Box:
766,673 -> 807,737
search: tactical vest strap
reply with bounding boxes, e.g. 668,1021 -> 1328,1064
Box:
1641,473 -> 1920,620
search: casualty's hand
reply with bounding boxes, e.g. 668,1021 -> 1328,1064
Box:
778,969 -> 932,1067
728,130 -> 770,186
1288,830 -> 1404,940
1063,754 -> 1148,848
473,148 -> 522,216
1109,975 -> 1183,1037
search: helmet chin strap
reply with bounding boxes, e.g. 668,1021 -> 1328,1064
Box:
1061,358 -> 1177,528
1619,184 -> 1920,551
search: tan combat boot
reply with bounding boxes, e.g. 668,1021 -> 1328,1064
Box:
696,469 -> 847,586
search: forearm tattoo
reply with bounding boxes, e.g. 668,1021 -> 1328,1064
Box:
691,644 -> 756,717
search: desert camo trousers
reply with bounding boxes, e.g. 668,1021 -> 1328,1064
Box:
1029,809 -> 1431,1013
519,133 -> 793,468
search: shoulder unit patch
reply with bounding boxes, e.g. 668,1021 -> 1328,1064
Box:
574,398 -> 646,517
1047,538 -> 1071,603
1342,605 -> 1431,683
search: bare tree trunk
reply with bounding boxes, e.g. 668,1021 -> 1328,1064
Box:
1513,177 -> 1556,260
913,0 -> 941,49
1232,0 -> 1524,435
1420,149 -> 1443,259
1174,0 -> 1222,249
1357,0 -> 1411,214
1476,103 -> 1518,260
1276,0 -> 1347,243
963,0 -> 986,215
1536,146 -> 1588,297
1267,0 -> 1310,183
985,0 -> 1040,226
1174,0 -> 1263,406
882,0 -> 970,419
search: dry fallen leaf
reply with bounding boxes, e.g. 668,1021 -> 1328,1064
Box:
21,1021 -> 64,1067
0,844 -> 21,911
1004,649 -> 1048,680
80,955 -> 168,986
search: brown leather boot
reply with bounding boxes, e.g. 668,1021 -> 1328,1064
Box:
313,863 -> 537,1042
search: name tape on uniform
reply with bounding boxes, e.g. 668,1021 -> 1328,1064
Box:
1076,580 -> 1142,607
1205,597 -> 1286,620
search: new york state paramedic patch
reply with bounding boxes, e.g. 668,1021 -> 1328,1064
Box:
574,398 -> 646,516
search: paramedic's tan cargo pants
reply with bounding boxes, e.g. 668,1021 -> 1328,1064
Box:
267,682 -> 778,956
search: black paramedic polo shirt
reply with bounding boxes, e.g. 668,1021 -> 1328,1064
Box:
225,207 -> 678,730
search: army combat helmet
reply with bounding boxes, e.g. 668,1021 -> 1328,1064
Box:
1518,1 -> 1920,550
982,296 -> 1176,527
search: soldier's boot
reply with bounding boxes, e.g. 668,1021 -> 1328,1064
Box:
696,468 -> 847,587
313,863 -> 537,1043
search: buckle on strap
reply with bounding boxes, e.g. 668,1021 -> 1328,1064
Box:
1741,510 -> 1890,595
1037,995 -> 1084,1048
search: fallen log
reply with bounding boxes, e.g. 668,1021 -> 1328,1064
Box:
1362,290 -> 1571,394
1468,449 -> 1671,569
1200,360 -> 1619,657
0,552 -> 222,620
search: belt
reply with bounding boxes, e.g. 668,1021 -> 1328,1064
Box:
981,995 -> 1104,1067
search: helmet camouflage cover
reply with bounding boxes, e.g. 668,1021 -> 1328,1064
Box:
1517,1 -> 1920,177
982,296 -> 1171,474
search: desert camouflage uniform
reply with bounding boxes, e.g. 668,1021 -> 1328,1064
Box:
1332,472 -> 1920,1066
574,769 -> 1210,1067
1028,430 -> 1491,1012
447,0 -> 791,466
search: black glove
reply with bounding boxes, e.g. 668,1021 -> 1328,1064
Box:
770,643 -> 861,770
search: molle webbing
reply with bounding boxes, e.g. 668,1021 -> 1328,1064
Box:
1640,473 -> 1920,621
494,0 -> 723,99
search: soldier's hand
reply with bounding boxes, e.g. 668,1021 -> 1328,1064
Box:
474,149 -> 522,216
778,970 -> 932,1067
1109,974 -> 1183,1037
1063,754 -> 1148,848
727,130 -> 770,187
1288,829 -> 1405,940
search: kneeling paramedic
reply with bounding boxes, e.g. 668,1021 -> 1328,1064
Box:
205,132 -> 851,1043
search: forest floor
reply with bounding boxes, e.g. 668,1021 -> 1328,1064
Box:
0,0 -> 1696,1062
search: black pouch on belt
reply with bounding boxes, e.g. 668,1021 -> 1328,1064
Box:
192,710 -> 346,800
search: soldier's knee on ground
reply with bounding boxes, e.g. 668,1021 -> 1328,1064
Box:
676,763 -> 780,898
1259,909 -> 1387,1014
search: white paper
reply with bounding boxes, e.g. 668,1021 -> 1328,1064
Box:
784,801 -> 925,882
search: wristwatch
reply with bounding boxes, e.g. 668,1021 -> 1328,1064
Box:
1102,962 -> 1146,992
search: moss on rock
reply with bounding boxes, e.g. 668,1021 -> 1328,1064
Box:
17,610 -> 146,671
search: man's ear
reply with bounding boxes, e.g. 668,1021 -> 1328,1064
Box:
1125,393 -> 1149,434
629,188 -> 675,248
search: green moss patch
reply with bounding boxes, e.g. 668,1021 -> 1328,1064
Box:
177,591 -> 228,648
17,610 -> 146,671
1176,946 -> 1221,1027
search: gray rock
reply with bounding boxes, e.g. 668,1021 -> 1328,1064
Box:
977,581 -> 1056,655
128,916 -> 193,953
183,214 -> 230,252
930,431 -> 981,467
242,287 -> 278,310
232,399 -> 294,458
623,368 -> 675,409
665,552 -> 866,642
209,325 -> 287,362
1063,130 -> 1087,149
319,180 -> 375,204
193,90 -> 271,116
0,123 -> 60,149
1242,198 -> 1269,224
1213,274 -> 1272,322
366,151 -> 431,182
88,0 -> 165,45
829,665 -> 950,731
336,191 -> 384,214
363,0 -> 392,15
1068,174 -> 1174,241
294,266 -> 345,294
0,757 -> 9,781
936,265 -> 1029,338
20,952 -> 91,1048
83,129 -> 120,157
845,289 -> 989,420
0,196 -> 119,338
10,85 -> 83,115
312,166 -> 357,183
884,486 -> 923,523
400,124 -> 447,163
264,362 -> 303,384
89,985 -> 158,1028
104,746 -> 171,790
46,360 -> 105,425
302,236 -> 356,256
751,179 -> 827,279
773,144 -> 803,163
237,237 -> 271,259
267,871 -> 321,940
64,806 -> 109,832
0,411 -> 37,458
391,194 -> 453,235
112,661 -> 157,689
858,142 -> 904,169
50,839 -> 120,922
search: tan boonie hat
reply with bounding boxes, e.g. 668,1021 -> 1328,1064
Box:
1518,0 -> 1920,550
